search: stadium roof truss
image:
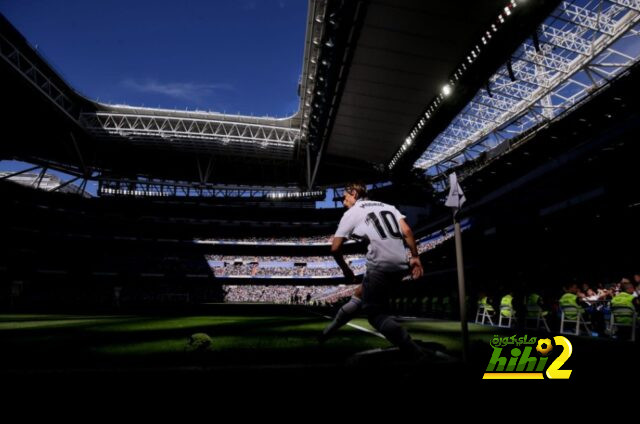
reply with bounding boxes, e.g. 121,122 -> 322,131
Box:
9,0 -> 637,190
0,19 -> 301,163
0,31 -> 81,122
80,108 -> 300,160
298,0 -> 364,189
412,0 -> 640,182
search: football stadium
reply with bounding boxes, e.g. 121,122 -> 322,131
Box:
1,0 -> 639,394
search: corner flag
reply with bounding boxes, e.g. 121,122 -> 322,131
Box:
445,172 -> 466,209
445,171 -> 469,362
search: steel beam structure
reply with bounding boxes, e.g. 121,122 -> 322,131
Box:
415,0 -> 640,175
80,111 -> 300,160
1,19 -> 303,164
0,165 -> 41,180
0,32 -> 80,122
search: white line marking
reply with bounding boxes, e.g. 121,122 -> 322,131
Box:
320,314 -> 385,339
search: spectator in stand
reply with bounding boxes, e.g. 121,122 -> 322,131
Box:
596,282 -> 612,301
561,282 -> 605,335
559,283 -> 586,321
580,283 -> 591,297
583,287 -> 603,305
499,290 -> 516,322
477,291 -> 495,316
223,285 -> 331,303
610,280 -> 640,340
525,290 -> 548,321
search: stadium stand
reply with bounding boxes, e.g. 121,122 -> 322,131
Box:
2,1 -> 640,392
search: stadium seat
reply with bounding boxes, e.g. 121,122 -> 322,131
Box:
411,297 -> 420,315
421,296 -> 430,316
525,305 -> 550,332
609,306 -> 637,342
559,306 -> 591,336
431,297 -> 440,317
498,305 -> 516,328
442,296 -> 452,318
475,304 -> 495,326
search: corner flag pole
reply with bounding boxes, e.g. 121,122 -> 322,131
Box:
445,173 -> 469,363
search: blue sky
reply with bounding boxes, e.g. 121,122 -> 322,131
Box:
0,0 -> 308,195
1,0 -> 307,117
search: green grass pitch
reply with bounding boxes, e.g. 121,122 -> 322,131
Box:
0,306 -> 496,372
1,304 -> 635,385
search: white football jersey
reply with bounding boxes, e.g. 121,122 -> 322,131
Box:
335,199 -> 409,272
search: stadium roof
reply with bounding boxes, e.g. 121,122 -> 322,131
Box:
412,0 -> 640,184
319,1 -> 526,164
1,0 -> 568,190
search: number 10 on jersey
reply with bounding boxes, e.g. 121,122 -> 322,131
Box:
365,211 -> 402,239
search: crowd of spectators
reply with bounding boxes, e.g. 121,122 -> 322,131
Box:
196,235 -> 355,245
254,266 -> 302,277
195,221 -> 467,250
312,285 -> 358,304
207,255 -> 366,278
203,222 -> 457,279
208,255 -> 362,263
474,273 -> 640,338
221,270 -> 640,340
491,275 -> 639,300
223,285 -> 339,304
417,231 -> 454,254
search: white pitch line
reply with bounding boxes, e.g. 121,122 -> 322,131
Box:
320,314 -> 385,339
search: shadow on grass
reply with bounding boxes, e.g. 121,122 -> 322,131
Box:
4,309 -> 637,385
0,313 -> 391,371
